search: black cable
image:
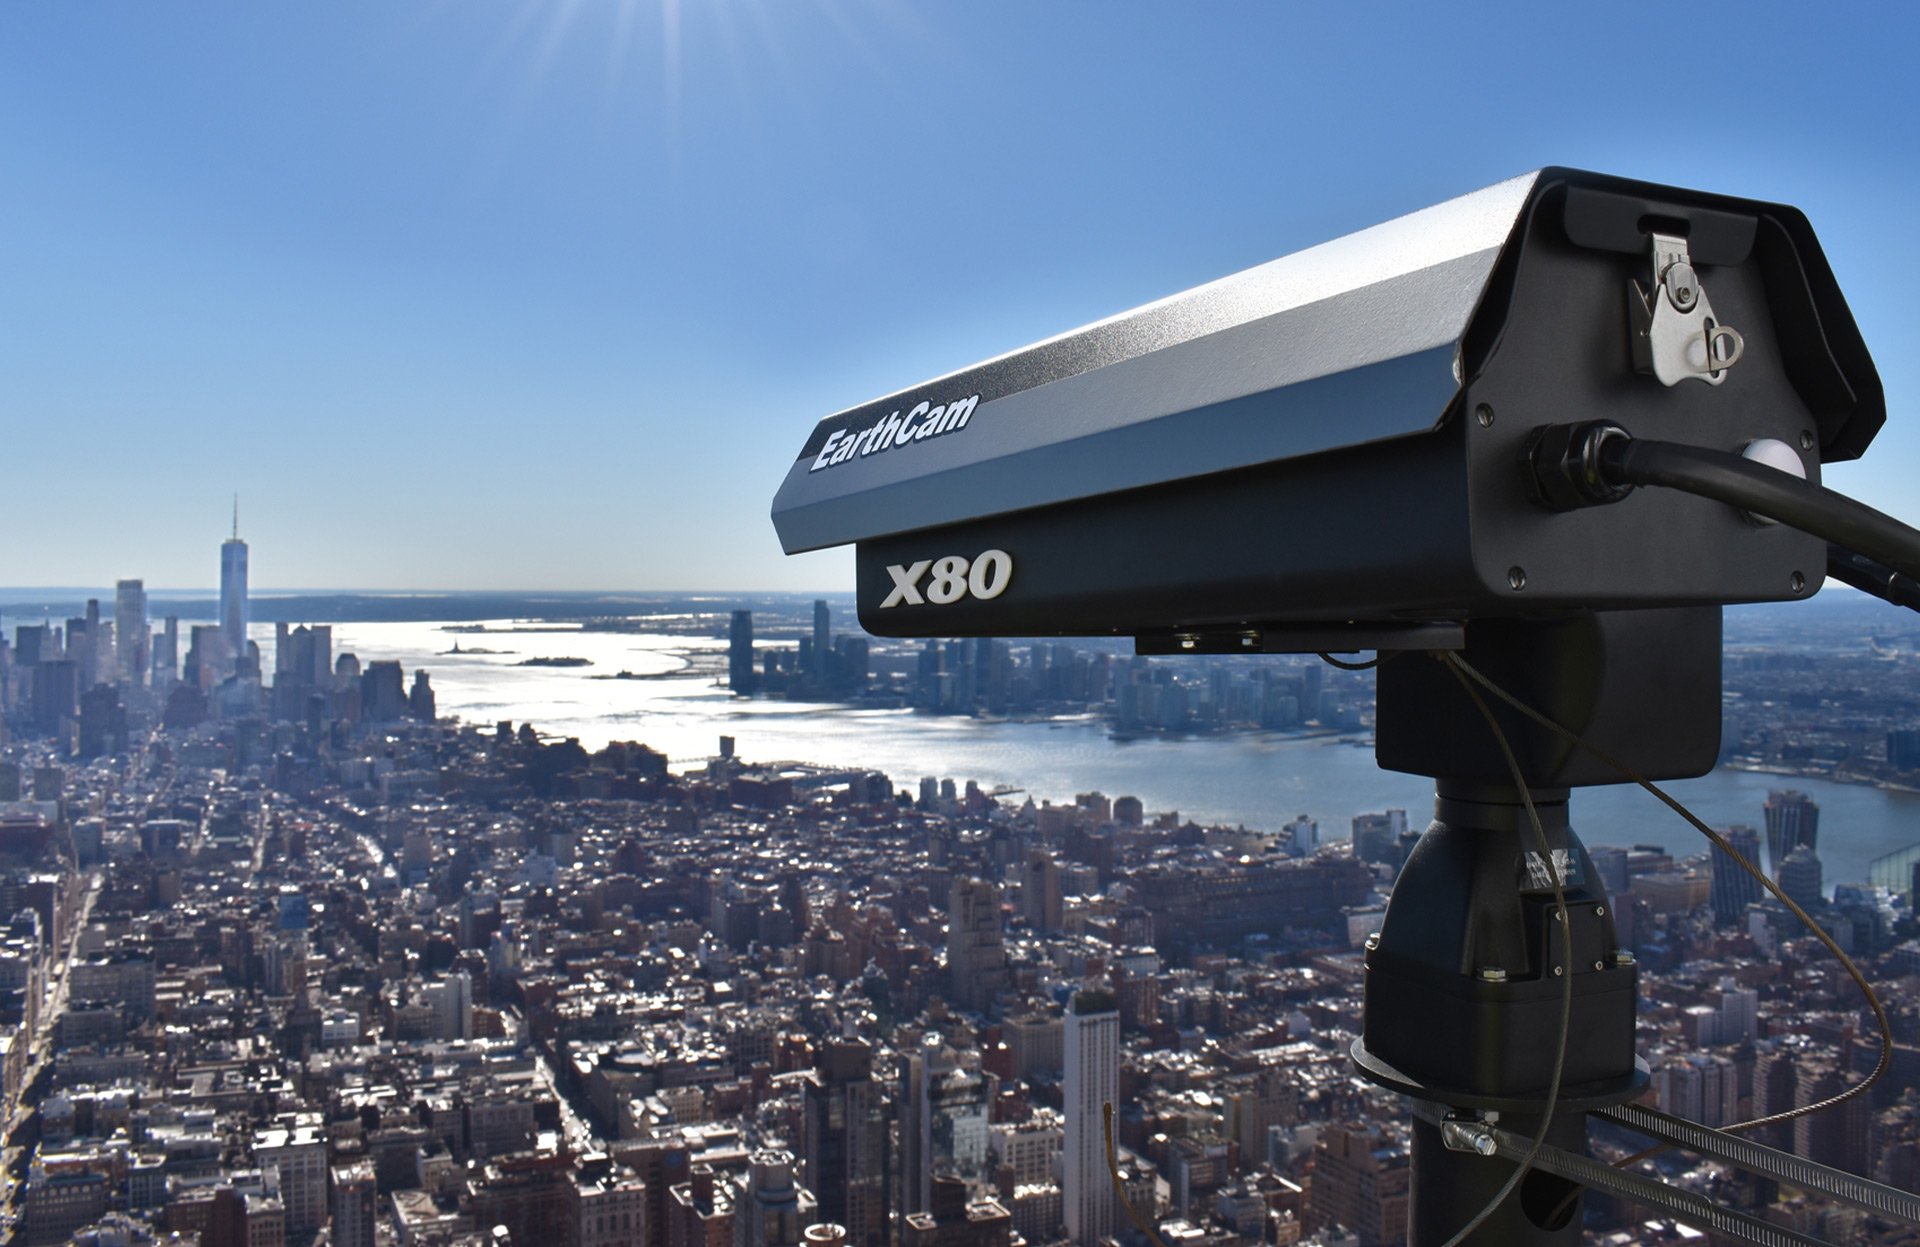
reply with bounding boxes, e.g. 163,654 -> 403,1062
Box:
1826,544 -> 1920,614
1597,438 -> 1920,582
1316,651 -> 1401,671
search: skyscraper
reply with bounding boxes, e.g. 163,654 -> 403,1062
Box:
801,1039 -> 891,1247
410,669 -> 436,720
156,616 -> 179,685
812,599 -> 831,680
900,1037 -> 992,1216
1764,789 -> 1819,877
947,877 -> 1009,1012
729,610 -> 758,694
1710,825 -> 1765,925
114,579 -> 147,687
1778,845 -> 1824,911
1063,990 -> 1119,1247
221,502 -> 250,668
1019,852 -> 1063,934
732,1150 -> 816,1247
330,1162 -> 378,1247
362,661 -> 408,721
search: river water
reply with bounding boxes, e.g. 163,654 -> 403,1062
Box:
315,620 -> 1920,895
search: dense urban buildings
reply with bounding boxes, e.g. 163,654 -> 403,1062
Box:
0,552 -> 1917,1247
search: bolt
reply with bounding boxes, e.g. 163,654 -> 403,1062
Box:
1800,429 -> 1816,452
1593,960 -> 1605,972
1790,571 -> 1806,594
1674,285 -> 1696,308
1553,965 -> 1564,977
1475,404 -> 1495,428
1595,906 -> 1606,917
1508,566 -> 1527,591
1441,1121 -> 1500,1157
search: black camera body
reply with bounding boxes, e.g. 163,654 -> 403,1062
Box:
771,169 -> 1881,646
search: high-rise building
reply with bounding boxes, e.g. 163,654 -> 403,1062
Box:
13,624 -> 47,667
185,624 -> 228,691
1350,810 -> 1409,866
901,1175 -> 1011,1247
1063,991 -> 1119,1247
1752,1044 -> 1800,1151
362,661 -> 408,721
731,1150 -> 816,1247
330,1161 -> 378,1247
1306,1122 -> 1410,1247
1019,852 -> 1063,934
1794,1060 -> 1870,1174
468,1153 -> 577,1247
114,579 -> 147,687
947,877 -> 1008,1012
573,1156 -> 648,1247
69,606 -> 99,689
156,616 -> 180,685
1764,790 -> 1820,876
1705,978 -> 1759,1046
812,600 -> 831,680
410,670 -> 437,721
221,504 -> 251,668
801,1039 -> 891,1247
274,624 -> 333,690
669,1163 -> 733,1247
423,970 -> 472,1040
30,660 -> 78,735
1778,845 -> 1824,910
900,1038 -> 993,1216
1710,825 -> 1765,925
1653,1055 -> 1739,1129
729,610 -> 758,695
77,683 -> 127,758
254,1123 -> 328,1235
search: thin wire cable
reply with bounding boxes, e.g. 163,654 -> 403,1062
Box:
1104,1101 -> 1168,1247
1446,652 -> 1894,1147
1430,651 -> 1576,1247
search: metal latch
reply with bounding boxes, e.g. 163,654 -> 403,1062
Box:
1629,232 -> 1744,386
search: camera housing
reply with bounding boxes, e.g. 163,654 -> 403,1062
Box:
770,169 -> 1881,645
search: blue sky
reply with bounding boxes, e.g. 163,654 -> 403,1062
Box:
2,1 -> 1916,592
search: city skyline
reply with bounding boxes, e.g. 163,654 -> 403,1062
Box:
4,3 -> 1918,591
4,524 -> 1920,1245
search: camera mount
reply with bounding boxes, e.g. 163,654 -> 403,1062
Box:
771,167 -> 1914,1244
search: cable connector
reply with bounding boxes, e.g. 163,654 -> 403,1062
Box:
1526,420 -> 1635,511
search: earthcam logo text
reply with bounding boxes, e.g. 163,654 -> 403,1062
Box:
809,393 -> 980,472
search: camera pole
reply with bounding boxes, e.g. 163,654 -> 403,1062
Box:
1349,610 -> 1723,1245
1352,782 -> 1641,1245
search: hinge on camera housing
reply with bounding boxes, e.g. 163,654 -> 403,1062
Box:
1629,232 -> 1745,386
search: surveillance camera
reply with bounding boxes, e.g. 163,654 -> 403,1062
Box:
771,168 -> 1881,646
